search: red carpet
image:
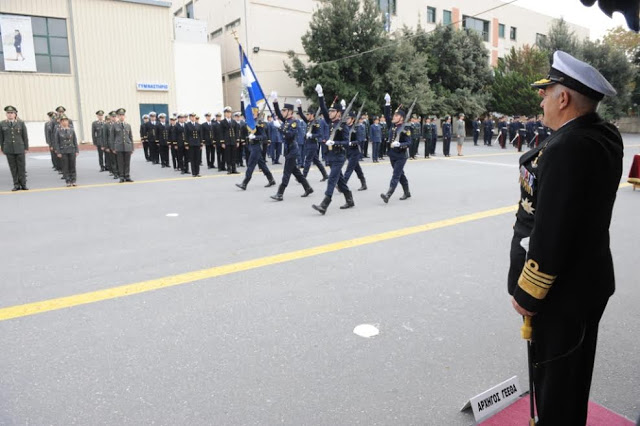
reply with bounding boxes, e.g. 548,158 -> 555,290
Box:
479,396 -> 634,425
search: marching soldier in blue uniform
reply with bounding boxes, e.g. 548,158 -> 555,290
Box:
186,112 -> 202,177
53,115 -> 79,186
380,93 -> 411,203
297,101 -> 329,182
92,110 -> 106,171
312,84 -> 353,214
270,93 -> 313,201
235,101 -> 276,190
343,112 -> 367,191
0,105 -> 29,191
508,51 -> 621,425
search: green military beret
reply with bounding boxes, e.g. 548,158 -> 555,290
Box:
56,106 -> 66,113
4,105 -> 17,113
96,110 -> 104,116
116,108 -> 126,115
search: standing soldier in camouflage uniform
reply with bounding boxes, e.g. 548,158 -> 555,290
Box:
104,111 -> 119,179
44,111 -> 57,171
0,105 -> 29,191
53,115 -> 79,186
92,110 -> 106,171
112,108 -> 134,182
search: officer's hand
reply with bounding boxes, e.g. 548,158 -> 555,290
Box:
221,144 -> 226,149
296,99 -> 302,106
340,99 -> 346,109
306,132 -> 312,138
315,84 -> 323,97
511,297 -> 536,317
270,91 -> 278,102
391,141 -> 400,148
248,134 -> 256,140
273,121 -> 281,129
241,91 -> 245,102
326,140 -> 335,146
57,154 -> 62,158
384,93 -> 391,105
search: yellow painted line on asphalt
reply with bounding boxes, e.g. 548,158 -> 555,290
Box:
0,204 -> 518,322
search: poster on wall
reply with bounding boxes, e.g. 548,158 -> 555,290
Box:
0,14 -> 37,72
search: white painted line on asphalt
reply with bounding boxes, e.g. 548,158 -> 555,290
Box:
166,213 -> 179,217
449,159 -> 518,168
31,155 -> 52,160
353,324 -> 380,338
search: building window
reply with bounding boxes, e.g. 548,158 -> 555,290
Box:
225,18 -> 241,31
510,26 -> 517,41
463,16 -> 490,42
498,23 -> 505,39
377,0 -> 396,16
443,10 -> 452,26
209,28 -> 223,40
536,33 -> 547,45
228,71 -> 241,80
427,7 -> 436,24
0,16 -> 71,74
185,1 -> 194,19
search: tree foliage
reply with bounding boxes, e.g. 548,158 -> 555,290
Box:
537,18 -> 580,63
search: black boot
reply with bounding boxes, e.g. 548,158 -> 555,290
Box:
358,179 -> 367,191
380,187 -> 394,204
265,172 -> 276,187
235,180 -> 248,190
270,184 -> 285,201
320,172 -> 328,182
339,190 -> 355,209
399,184 -> 411,200
300,178 -> 314,197
312,196 -> 332,215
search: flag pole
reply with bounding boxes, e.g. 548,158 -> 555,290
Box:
232,30 -> 275,117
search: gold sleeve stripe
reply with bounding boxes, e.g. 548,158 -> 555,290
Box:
517,259 -> 557,300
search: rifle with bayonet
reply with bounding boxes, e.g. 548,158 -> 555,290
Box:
327,92 -> 359,151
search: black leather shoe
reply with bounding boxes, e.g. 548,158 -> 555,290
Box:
11,186 -> 20,191
21,185 -> 29,190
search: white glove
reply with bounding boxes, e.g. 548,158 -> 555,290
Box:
248,133 -> 256,140
315,84 -> 323,97
391,141 -> 400,148
384,93 -> 391,105
306,132 -> 312,138
269,91 -> 278,101
273,120 -> 281,129
340,99 -> 346,109
326,140 -> 335,146
296,99 -> 302,106
241,92 -> 245,101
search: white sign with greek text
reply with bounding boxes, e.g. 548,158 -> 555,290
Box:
460,376 -> 523,422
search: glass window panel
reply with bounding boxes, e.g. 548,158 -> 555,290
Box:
427,7 -> 436,23
499,24 -> 505,38
186,2 -> 194,19
49,37 -> 69,56
47,18 -> 67,37
443,10 -> 451,25
34,36 -> 49,54
51,56 -> 70,74
35,55 -> 52,73
31,17 -> 47,36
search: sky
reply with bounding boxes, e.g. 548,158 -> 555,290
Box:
503,0 -> 631,40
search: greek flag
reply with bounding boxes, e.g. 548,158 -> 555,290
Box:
239,45 -> 268,132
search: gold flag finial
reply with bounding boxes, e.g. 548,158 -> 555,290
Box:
231,29 -> 239,42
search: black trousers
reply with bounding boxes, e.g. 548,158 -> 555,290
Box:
109,151 -> 119,176
142,141 -> 150,160
442,137 -> 451,156
149,141 -> 159,164
205,144 -> 214,168
189,146 -> 200,176
532,301 -> 608,426
160,144 -> 170,166
363,139 -> 369,157
6,153 -> 26,186
61,153 -> 77,183
225,144 -> 237,173
116,151 -> 132,179
217,144 -> 226,170
96,145 -> 104,168
171,145 -> 178,169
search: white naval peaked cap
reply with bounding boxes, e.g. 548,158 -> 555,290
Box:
149,111 -> 157,116
223,106 -> 232,112
531,51 -> 616,101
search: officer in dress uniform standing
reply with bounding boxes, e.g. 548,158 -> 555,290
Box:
44,111 -> 56,171
409,115 -> 420,159
111,108 -> 134,183
380,93 -> 412,203
379,115 -> 388,160
158,113 -> 169,168
0,106 -> 29,191
168,115 -> 177,169
269,93 -> 313,201
312,85 -> 353,214
497,116 -> 508,149
421,116 -> 432,159
343,112 -> 367,191
235,101 -> 276,190
483,116 -> 494,146
175,113 -> 188,174
472,117 -> 481,146
297,100 -> 329,182
146,112 -> 160,165
508,51 -> 621,425
140,114 -> 150,161
202,113 -> 215,169
92,110 -> 106,171
186,112 -> 202,177
369,115 -> 382,163
220,107 -> 239,174
53,115 -> 79,187
103,111 -> 119,179
442,116 -> 452,157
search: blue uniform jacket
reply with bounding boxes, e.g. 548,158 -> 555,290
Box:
369,123 -> 382,143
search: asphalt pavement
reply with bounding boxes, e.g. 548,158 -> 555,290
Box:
1,137 -> 639,425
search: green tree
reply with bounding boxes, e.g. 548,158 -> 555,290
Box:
537,18 -> 580,62
503,45 -> 549,77
602,26 -> 640,59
